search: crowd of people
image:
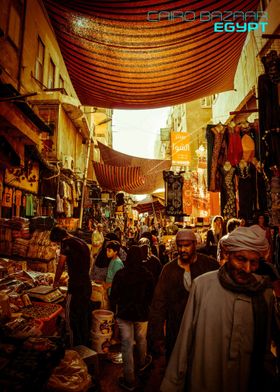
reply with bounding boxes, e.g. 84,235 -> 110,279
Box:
50,213 -> 280,392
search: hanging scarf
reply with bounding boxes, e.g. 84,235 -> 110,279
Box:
218,264 -> 269,392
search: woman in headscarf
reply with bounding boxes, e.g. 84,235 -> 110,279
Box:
206,215 -> 225,258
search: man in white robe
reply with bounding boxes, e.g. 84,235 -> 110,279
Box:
161,225 -> 280,392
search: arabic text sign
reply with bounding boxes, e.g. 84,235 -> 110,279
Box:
171,132 -> 191,166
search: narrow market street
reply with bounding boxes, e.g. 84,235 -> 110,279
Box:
0,0 -> 280,391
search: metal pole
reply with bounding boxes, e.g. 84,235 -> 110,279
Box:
79,126 -> 94,228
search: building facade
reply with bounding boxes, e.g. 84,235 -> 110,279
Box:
0,0 -> 112,223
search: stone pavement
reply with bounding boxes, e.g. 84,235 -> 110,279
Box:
97,349 -> 166,392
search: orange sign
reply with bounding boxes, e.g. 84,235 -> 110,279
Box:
171,132 -> 191,166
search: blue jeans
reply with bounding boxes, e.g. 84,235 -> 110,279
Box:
117,318 -> 148,384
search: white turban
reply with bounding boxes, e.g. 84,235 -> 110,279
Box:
220,225 -> 269,256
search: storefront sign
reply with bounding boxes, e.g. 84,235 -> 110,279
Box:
171,132 -> 191,166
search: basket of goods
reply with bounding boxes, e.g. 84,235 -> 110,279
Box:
21,302 -> 63,335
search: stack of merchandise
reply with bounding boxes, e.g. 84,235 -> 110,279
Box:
0,218 -> 30,257
27,231 -> 57,261
11,218 -> 31,258
11,218 -> 30,240
0,219 -> 12,256
12,238 -> 30,258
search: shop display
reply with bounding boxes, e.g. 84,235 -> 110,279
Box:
163,171 -> 184,216
206,119 -> 276,223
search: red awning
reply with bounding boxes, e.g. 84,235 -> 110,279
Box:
92,162 -> 144,193
43,0 -> 259,109
93,142 -> 171,194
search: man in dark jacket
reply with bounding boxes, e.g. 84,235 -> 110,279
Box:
148,229 -> 219,360
110,245 -> 155,391
139,237 -> 162,286
50,226 -> 92,347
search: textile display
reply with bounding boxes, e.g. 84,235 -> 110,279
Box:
206,121 -> 269,222
163,171 -> 184,216
258,50 -> 280,173
258,50 -> 280,225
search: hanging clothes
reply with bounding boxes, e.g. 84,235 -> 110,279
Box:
163,171 -> 183,216
220,164 -> 236,221
2,187 -> 13,208
241,134 -> 255,162
59,181 -> 65,198
209,124 -> 227,192
26,194 -> 34,217
206,124 -> 215,190
236,162 -> 255,222
56,193 -> 64,213
258,51 -> 280,173
252,162 -> 268,214
227,126 -> 243,166
15,189 -> 22,217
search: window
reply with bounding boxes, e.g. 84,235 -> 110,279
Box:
35,37 -> 45,83
200,96 -> 212,108
47,58 -> 55,89
8,2 -> 21,47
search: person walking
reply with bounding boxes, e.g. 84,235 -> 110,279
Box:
217,217 -> 241,265
110,245 -> 155,391
161,225 -> 280,392
138,237 -> 162,286
50,226 -> 92,347
148,229 -> 219,360
91,223 -> 104,259
205,215 -> 225,257
105,240 -> 124,295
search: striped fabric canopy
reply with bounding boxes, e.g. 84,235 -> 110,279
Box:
92,163 -> 145,193
43,0 -> 259,109
93,142 -> 171,193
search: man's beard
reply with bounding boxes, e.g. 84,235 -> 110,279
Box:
229,269 -> 256,285
179,251 -> 194,264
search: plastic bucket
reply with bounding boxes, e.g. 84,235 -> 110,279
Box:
91,331 -> 112,353
92,309 -> 114,335
91,282 -> 110,310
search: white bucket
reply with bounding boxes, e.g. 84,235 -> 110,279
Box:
92,309 -> 114,335
91,331 -> 112,354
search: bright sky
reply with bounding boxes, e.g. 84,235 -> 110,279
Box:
112,107 -> 170,158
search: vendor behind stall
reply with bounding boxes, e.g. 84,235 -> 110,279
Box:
50,226 -> 92,347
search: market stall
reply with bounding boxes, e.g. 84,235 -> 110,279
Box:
0,213 -> 102,390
